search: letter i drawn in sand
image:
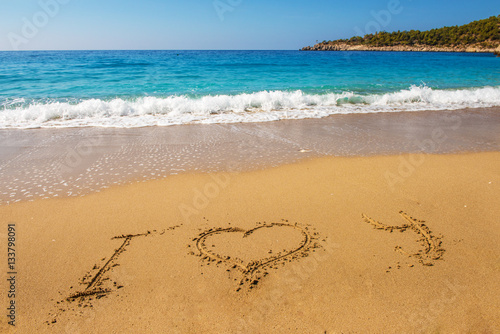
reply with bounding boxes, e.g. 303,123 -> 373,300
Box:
46,226 -> 180,326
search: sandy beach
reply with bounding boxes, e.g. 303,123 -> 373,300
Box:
1,144 -> 499,332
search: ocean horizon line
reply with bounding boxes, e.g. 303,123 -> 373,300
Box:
0,48 -> 301,52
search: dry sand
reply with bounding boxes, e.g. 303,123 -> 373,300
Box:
1,152 -> 499,333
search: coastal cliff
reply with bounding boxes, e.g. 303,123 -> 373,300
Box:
302,43 -> 500,54
302,15 -> 500,55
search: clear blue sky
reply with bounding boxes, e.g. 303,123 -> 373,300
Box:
0,0 -> 498,50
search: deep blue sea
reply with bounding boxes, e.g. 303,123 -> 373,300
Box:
0,50 -> 499,128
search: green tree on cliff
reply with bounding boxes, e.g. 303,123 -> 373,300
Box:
319,15 -> 500,48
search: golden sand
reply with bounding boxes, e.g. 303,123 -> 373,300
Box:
1,152 -> 499,333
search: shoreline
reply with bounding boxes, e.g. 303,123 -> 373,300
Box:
301,43 -> 500,54
1,151 -> 499,333
301,48 -> 499,54
1,107 -> 499,205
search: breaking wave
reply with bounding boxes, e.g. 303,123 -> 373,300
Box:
1,85 -> 499,128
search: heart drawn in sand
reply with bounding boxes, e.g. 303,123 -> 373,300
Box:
192,222 -> 320,291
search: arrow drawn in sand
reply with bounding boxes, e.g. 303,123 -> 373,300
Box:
362,211 -> 445,267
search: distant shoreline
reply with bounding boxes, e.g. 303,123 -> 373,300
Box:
302,15 -> 500,55
301,43 -> 500,54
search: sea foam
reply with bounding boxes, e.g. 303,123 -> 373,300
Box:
1,86 -> 499,128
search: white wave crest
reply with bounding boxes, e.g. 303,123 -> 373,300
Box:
1,86 -> 499,128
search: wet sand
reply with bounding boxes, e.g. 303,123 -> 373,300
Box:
1,107 -> 499,204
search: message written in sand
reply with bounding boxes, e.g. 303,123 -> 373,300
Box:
362,211 -> 445,269
47,227 -> 181,325
190,221 -> 322,292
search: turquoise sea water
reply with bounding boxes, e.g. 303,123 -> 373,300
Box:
0,50 -> 499,128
